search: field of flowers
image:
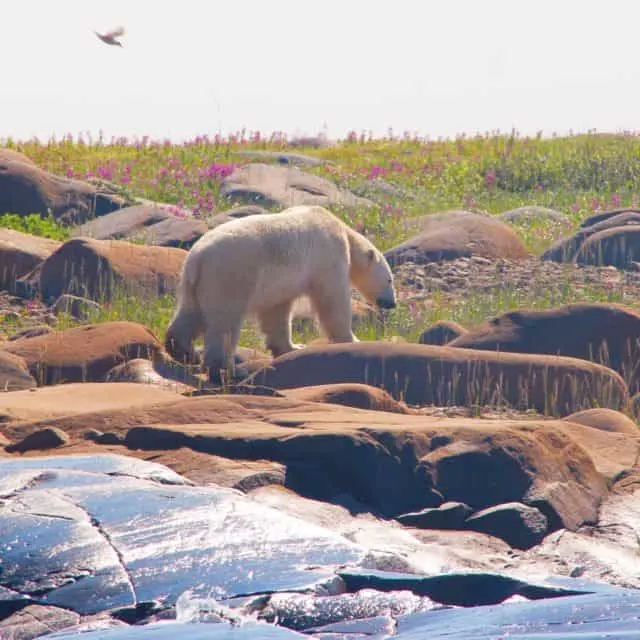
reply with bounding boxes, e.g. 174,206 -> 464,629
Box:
3,129 -> 640,344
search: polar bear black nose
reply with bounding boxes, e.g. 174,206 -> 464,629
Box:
376,298 -> 397,309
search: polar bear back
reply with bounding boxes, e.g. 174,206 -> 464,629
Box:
186,206 -> 352,313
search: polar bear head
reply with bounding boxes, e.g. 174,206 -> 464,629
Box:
350,241 -> 397,310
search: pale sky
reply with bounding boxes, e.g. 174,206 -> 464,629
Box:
4,0 -> 639,142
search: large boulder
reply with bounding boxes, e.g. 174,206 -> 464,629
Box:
448,303 -> 640,394
0,158 -> 125,224
37,237 -> 187,302
74,204 -> 209,249
418,320 -> 467,346
244,342 -> 628,416
542,210 -> 640,263
220,163 -> 373,209
0,229 -> 61,293
576,226 -> 640,268
1,321 -> 163,385
385,211 -> 529,266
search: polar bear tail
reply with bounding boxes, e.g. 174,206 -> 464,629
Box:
163,255 -> 203,365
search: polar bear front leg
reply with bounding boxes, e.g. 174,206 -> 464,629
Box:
258,300 -> 303,358
202,317 -> 246,385
309,282 -> 359,344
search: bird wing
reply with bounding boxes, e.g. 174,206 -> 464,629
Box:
105,26 -> 125,39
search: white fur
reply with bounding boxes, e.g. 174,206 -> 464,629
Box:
165,205 -> 396,381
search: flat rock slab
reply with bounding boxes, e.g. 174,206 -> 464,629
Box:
0,454 -> 363,616
0,382 -> 183,425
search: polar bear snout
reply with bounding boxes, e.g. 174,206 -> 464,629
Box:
376,296 -> 397,310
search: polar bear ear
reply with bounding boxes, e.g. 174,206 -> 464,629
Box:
367,248 -> 375,263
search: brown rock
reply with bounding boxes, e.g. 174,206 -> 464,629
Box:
0,350 -> 37,390
0,158 -> 125,224
0,381 -> 187,424
0,147 -> 36,165
448,303 -> 640,394
0,604 -> 79,640
2,321 -> 163,385
244,342 -> 628,416
0,393 -> 616,532
131,216 -> 208,249
73,204 -> 170,240
285,383 -> 409,414
397,501 -> 472,529
6,426 -> 69,452
220,163 -> 373,210
38,237 -> 186,302
543,211 -> 640,263
564,408 -> 638,435
580,208 -> 640,229
385,211 -> 529,266
206,205 -> 269,230
0,229 -> 61,292
8,326 -> 54,341
576,226 -> 640,268
418,320 -> 467,345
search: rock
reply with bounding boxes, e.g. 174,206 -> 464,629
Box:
564,408 -> 638,435
206,205 -> 269,230
418,320 -> 467,345
385,211 -> 529,266
73,204 -> 171,240
244,342 -> 628,416
0,158 -> 125,224
51,294 -> 101,320
237,150 -> 329,167
580,207 -> 640,229
576,226 -> 640,268
464,502 -> 549,550
2,321 -> 163,385
0,454 -> 363,615
7,325 -> 53,341
393,586 -> 640,636
337,568 -> 586,607
220,163 -> 373,210
448,303 -> 640,394
1,392 -> 617,531
397,501 -> 472,529
37,238 -> 186,302
0,350 -> 37,391
497,206 -> 572,226
130,216 -> 209,249
0,382 -> 184,425
542,210 -> 640,263
0,229 -> 61,294
5,426 -> 69,452
76,204 -> 210,249
0,147 -> 35,165
284,383 -> 409,414
417,426 -> 607,531
0,604 -> 79,639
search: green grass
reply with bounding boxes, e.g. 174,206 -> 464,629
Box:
4,130 -> 640,349
0,213 -> 71,242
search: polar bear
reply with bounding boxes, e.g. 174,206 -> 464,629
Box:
164,205 -> 397,383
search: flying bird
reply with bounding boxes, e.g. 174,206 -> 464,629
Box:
94,26 -> 125,47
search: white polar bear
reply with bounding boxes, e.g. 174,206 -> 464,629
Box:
164,205 -> 397,383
